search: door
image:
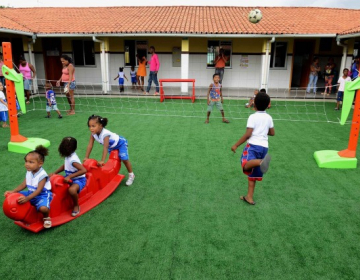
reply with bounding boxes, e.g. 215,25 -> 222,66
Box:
42,38 -> 62,84
291,40 -> 315,88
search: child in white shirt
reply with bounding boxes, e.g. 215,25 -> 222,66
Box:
335,68 -> 351,110
231,92 -> 275,205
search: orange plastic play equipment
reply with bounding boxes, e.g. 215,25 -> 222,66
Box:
338,90 -> 360,158
3,151 -> 124,233
159,79 -> 196,103
2,42 -> 27,143
2,42 -> 50,153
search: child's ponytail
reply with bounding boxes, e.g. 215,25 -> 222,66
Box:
25,145 -> 49,162
88,114 -> 108,127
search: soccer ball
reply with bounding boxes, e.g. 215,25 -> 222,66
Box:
248,9 -> 262,24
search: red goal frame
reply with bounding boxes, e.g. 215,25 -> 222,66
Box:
159,79 -> 196,103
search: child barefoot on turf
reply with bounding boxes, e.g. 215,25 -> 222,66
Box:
205,73 -> 229,124
4,145 -> 53,228
51,137 -> 87,216
45,82 -> 62,118
114,67 -> 128,93
231,92 -> 275,205
0,82 -> 9,127
246,89 -> 271,109
84,115 -> 135,186
245,89 -> 258,109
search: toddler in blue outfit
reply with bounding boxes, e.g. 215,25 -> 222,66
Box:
51,137 -> 87,216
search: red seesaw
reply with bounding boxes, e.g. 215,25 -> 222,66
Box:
3,151 -> 125,232
159,79 -> 196,103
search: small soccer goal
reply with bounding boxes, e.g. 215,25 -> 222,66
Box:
159,79 -> 196,103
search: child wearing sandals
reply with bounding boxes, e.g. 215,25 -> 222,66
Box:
85,115 -> 135,186
4,146 -> 53,228
51,137 -> 87,216
205,73 -> 229,124
231,92 -> 275,205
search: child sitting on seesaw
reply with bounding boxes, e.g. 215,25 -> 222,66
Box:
4,145 -> 53,228
50,137 -> 87,216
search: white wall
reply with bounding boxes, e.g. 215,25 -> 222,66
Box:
34,52 -> 292,90
268,55 -> 293,89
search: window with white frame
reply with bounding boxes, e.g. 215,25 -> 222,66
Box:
72,40 -> 95,66
270,42 -> 288,69
124,40 -> 148,67
207,40 -> 232,68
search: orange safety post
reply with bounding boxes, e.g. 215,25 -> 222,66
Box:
338,90 -> 360,158
2,42 -> 27,143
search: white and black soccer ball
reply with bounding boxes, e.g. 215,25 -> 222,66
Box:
248,9 -> 262,24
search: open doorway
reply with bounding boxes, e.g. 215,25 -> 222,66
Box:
42,38 -> 62,84
291,40 -> 316,88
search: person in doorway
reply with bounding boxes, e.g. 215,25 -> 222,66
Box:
56,55 -> 76,115
136,53 -> 147,93
214,48 -> 228,84
351,56 -> 359,80
323,57 -> 336,96
18,56 -> 36,104
306,57 -> 321,94
145,46 -> 160,95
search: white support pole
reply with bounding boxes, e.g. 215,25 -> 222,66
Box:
181,38 -> 189,93
27,41 -> 38,93
92,36 -> 107,93
104,52 -> 110,92
260,37 -> 275,91
337,39 -> 348,73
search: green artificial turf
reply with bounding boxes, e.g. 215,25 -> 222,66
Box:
0,99 -> 360,280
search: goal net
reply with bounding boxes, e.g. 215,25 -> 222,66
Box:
26,78 -> 344,124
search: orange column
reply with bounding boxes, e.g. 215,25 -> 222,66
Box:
338,63 -> 360,158
2,42 -> 27,142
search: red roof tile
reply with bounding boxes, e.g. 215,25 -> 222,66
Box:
339,25 -> 360,35
0,7 -> 359,36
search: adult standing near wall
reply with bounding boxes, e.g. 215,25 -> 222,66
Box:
56,55 -> 76,115
145,46 -> 160,95
136,53 -> 147,93
0,53 -> 4,88
19,56 -> 36,104
214,48 -> 228,84
306,57 -> 321,94
323,57 -> 336,96
351,56 -> 359,80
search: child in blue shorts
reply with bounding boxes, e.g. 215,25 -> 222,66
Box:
84,114 -> 135,186
114,67 -> 128,93
130,66 -> 137,89
51,137 -> 87,216
231,92 -> 275,205
45,82 -> 63,118
4,145 -> 53,228
335,68 -> 351,110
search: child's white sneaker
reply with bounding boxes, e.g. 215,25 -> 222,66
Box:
126,174 -> 135,186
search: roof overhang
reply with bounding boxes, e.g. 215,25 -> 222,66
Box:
337,33 -> 360,40
35,33 -> 337,38
0,28 -> 33,36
